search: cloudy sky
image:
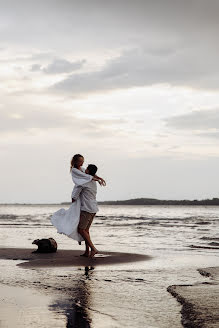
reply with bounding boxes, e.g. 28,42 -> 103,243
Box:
1,0 -> 219,203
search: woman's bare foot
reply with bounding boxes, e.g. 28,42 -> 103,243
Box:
80,252 -> 89,257
90,249 -> 98,258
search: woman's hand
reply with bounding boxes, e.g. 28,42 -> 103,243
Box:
98,179 -> 106,186
93,176 -> 106,186
99,178 -> 106,186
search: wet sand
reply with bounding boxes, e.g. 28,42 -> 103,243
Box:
0,284 -> 67,327
168,267 -> 219,328
0,247 -> 153,328
0,204 -> 218,327
0,247 -> 218,327
0,247 -> 150,268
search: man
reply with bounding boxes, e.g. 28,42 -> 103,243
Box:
71,164 -> 99,258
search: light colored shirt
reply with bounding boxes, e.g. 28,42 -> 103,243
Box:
50,167 -> 97,244
71,180 -> 99,214
71,167 -> 92,186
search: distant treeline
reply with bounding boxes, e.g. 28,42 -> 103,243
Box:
2,198 -> 219,206
97,197 -> 219,206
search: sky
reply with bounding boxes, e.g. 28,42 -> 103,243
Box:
1,0 -> 219,203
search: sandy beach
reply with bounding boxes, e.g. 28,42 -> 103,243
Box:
0,246 -> 218,327
0,204 -> 218,327
168,267 -> 219,328
0,248 -> 151,328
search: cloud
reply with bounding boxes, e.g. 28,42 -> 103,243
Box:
30,58 -> 86,74
0,1 -> 219,93
165,108 -> 219,130
50,42 -> 219,96
164,108 -> 219,138
0,103 -> 126,138
1,1 -> 218,42
42,58 -> 86,74
0,1 -> 218,56
0,52 -> 55,64
0,106 -> 70,134
31,64 -> 42,72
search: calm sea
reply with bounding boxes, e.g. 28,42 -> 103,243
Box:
0,204 -> 218,253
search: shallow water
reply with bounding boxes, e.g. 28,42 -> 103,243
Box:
0,204 -> 218,327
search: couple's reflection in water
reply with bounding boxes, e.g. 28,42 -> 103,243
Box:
49,266 -> 95,328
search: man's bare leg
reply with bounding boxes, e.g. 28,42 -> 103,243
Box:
78,228 -> 98,257
85,230 -> 90,256
81,242 -> 90,257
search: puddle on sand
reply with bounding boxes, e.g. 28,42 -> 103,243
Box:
0,282 -> 94,328
0,284 -> 68,327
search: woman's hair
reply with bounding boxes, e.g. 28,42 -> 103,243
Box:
70,154 -> 83,172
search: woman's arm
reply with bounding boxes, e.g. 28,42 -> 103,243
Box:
71,167 -> 92,186
93,175 -> 106,186
72,167 -> 106,186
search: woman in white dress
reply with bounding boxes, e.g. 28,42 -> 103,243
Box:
50,154 -> 105,245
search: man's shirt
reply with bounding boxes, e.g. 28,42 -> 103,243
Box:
71,180 -> 99,213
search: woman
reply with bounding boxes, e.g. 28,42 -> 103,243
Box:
50,154 -> 105,245
70,154 -> 106,187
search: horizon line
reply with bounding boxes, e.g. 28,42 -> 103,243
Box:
0,196 -> 219,205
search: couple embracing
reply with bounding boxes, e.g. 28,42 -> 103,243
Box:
51,154 -> 106,258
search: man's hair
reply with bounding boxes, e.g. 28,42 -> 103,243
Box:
87,164 -> 97,176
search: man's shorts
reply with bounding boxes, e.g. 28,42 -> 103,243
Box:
78,211 -> 96,230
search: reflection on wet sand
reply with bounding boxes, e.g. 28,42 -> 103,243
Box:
49,266 -> 95,328
0,249 -> 151,327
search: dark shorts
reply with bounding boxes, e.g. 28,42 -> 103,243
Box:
78,211 -> 96,230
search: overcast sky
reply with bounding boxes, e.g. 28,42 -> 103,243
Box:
1,0 -> 219,203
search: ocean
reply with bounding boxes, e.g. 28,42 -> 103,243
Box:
0,204 -> 218,327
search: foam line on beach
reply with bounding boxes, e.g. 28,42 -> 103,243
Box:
167,266 -> 219,328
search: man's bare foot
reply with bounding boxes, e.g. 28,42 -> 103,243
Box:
80,252 -> 89,257
90,249 -> 98,258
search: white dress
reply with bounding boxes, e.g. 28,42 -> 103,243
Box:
50,168 -> 92,242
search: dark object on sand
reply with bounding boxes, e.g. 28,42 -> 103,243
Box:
32,238 -> 57,253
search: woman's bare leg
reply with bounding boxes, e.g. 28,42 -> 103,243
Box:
78,228 -> 98,257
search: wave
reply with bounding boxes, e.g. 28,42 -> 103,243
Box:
201,236 -> 219,241
0,213 -> 217,231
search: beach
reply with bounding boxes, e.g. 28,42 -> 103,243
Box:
168,267 -> 219,328
0,204 -> 218,327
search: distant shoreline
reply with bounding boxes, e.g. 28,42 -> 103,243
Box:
97,197 -> 219,206
1,197 -> 219,206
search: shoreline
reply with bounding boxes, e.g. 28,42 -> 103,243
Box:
167,266 -> 219,328
1,204 -> 219,207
